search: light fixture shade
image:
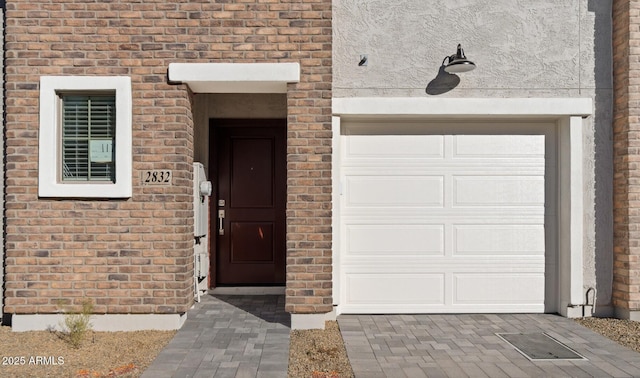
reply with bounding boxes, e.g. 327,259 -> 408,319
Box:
443,44 -> 476,73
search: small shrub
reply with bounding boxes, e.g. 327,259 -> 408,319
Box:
59,299 -> 94,349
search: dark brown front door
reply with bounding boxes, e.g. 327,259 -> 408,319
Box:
211,119 -> 286,285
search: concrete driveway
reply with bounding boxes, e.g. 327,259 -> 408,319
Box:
338,313 -> 640,378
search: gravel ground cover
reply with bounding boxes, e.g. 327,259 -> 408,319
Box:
0,326 -> 175,378
288,321 -> 354,378
576,317 -> 640,353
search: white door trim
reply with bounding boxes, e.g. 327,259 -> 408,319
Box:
332,97 -> 592,317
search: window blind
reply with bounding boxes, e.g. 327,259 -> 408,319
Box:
62,95 -> 116,182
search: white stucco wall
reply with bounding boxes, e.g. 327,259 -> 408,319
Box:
333,0 -> 612,312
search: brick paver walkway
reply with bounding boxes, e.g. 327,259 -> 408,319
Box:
142,294 -> 289,378
143,296 -> 640,378
338,313 -> 640,378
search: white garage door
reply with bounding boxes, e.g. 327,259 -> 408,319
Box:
338,121 -> 556,314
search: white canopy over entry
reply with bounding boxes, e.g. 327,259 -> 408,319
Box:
168,63 -> 300,93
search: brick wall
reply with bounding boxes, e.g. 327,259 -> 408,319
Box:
0,4 -> 5,317
281,0 -> 333,314
4,0 -> 332,316
613,0 -> 640,312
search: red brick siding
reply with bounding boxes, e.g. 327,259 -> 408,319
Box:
613,0 -> 640,311
4,0 -> 332,315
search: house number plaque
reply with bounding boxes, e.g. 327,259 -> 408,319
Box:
142,170 -> 172,185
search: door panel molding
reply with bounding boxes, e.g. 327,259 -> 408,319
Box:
209,119 -> 286,286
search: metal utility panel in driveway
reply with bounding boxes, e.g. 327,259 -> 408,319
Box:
497,332 -> 586,361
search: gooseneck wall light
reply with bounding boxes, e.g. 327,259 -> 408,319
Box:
443,44 -> 476,73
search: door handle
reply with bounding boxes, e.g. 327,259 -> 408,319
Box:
218,210 -> 225,236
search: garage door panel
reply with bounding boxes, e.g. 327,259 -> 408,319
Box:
343,222 -> 543,257
346,224 -> 444,256
346,273 -> 445,305
453,225 -> 545,256
453,176 -> 545,207
345,134 -> 444,159
341,269 -> 545,313
341,257 -> 545,271
346,176 -> 444,207
338,123 -> 555,314
453,135 -> 545,158
341,259 -> 545,313
453,273 -> 545,305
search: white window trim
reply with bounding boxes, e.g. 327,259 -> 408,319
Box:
39,76 -> 132,198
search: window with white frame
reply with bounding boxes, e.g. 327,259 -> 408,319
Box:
39,76 -> 132,198
62,94 -> 116,182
